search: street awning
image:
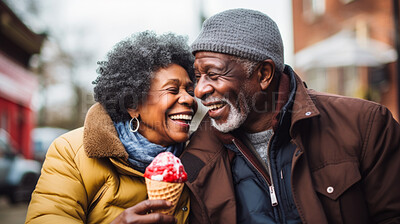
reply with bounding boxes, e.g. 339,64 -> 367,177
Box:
294,30 -> 398,71
0,52 -> 38,108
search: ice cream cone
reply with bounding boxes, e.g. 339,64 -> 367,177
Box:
145,177 -> 184,215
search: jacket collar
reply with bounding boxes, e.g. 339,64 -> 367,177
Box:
83,103 -> 129,160
287,66 -> 320,137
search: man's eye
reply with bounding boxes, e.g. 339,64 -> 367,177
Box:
195,74 -> 201,82
208,73 -> 219,80
187,89 -> 195,96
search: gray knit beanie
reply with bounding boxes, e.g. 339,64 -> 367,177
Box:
191,8 -> 284,73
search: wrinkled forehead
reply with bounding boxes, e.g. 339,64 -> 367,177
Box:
194,52 -> 236,69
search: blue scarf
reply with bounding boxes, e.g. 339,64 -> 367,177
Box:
114,121 -> 184,173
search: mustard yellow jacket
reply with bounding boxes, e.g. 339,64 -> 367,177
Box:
25,103 -> 190,224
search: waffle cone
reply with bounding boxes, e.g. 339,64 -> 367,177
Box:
145,178 -> 184,215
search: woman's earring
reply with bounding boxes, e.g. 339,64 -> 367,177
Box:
129,117 -> 140,133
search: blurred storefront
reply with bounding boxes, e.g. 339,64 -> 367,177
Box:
292,0 -> 399,120
0,2 -> 44,158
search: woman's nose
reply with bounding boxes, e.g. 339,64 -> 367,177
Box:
178,90 -> 195,107
194,76 -> 213,100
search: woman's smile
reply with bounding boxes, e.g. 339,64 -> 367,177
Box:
132,64 -> 197,146
168,112 -> 194,128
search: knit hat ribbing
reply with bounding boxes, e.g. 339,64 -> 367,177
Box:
191,8 -> 284,72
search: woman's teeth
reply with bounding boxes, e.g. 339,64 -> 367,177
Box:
169,114 -> 193,121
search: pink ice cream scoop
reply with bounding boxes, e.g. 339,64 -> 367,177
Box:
144,152 -> 187,183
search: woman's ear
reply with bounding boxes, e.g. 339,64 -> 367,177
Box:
127,108 -> 140,118
258,59 -> 276,91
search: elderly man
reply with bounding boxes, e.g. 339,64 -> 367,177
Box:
181,8 -> 400,224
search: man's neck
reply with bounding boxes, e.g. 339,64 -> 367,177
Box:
241,111 -> 275,133
241,72 -> 290,133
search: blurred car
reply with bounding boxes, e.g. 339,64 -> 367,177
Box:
32,127 -> 69,163
0,129 -> 41,204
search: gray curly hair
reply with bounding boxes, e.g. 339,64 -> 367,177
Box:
92,31 -> 195,122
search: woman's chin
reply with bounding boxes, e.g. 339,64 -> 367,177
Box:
163,119 -> 192,144
168,132 -> 190,144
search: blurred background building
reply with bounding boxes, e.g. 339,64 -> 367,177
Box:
0,1 -> 43,207
293,0 -> 400,119
0,1 -> 44,159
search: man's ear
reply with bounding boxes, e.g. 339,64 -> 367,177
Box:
127,108 -> 140,118
258,59 -> 276,91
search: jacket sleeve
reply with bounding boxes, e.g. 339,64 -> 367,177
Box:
25,136 -> 88,224
361,105 -> 400,223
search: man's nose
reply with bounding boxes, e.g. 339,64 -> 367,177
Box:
195,76 -> 214,100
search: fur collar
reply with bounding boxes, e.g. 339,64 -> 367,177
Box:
83,103 -> 129,159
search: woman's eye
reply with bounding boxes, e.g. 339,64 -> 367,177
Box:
167,88 -> 179,94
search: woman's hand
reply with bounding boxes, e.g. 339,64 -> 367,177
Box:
110,200 -> 176,224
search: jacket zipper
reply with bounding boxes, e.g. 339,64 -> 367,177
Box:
265,135 -> 278,207
232,138 -> 278,207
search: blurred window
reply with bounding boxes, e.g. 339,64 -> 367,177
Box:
0,111 -> 7,130
0,131 -> 11,157
341,66 -> 359,97
0,138 -> 6,157
305,67 -> 328,92
340,0 -> 356,4
303,0 -> 326,23
305,66 -> 364,98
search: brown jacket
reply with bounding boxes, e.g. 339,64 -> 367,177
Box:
181,70 -> 400,224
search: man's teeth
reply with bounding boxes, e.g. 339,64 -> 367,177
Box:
169,114 -> 193,120
207,103 -> 224,110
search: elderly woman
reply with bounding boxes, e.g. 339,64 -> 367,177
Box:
25,31 -> 197,224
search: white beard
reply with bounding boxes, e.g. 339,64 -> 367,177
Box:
211,98 -> 249,133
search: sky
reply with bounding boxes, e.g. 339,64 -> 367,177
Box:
39,0 -> 293,60
9,0 -> 293,108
